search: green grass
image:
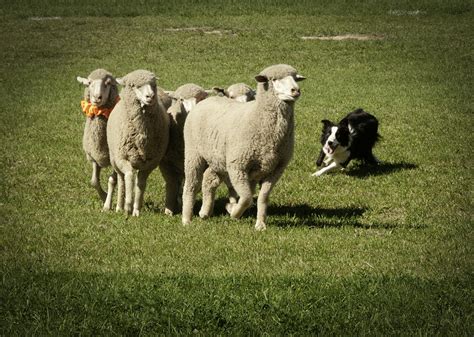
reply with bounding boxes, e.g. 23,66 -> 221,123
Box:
1,0 -> 473,335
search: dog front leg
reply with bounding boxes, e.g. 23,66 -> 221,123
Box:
311,161 -> 341,177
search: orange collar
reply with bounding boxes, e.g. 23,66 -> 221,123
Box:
81,96 -> 120,119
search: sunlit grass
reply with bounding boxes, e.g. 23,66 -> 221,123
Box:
1,1 -> 472,335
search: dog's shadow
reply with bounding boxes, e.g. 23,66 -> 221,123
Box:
347,161 -> 418,178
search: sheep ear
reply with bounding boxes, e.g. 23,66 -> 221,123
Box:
295,74 -> 306,82
183,98 -> 197,113
166,91 -> 177,100
77,76 -> 90,86
255,75 -> 268,83
116,77 -> 125,86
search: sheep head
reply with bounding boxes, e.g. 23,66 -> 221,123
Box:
213,83 -> 255,102
255,64 -> 305,102
77,69 -> 117,107
170,83 -> 208,113
116,70 -> 158,107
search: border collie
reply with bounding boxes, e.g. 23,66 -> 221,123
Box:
312,108 -> 380,177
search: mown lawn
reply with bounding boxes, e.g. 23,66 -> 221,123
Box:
1,0 -> 472,335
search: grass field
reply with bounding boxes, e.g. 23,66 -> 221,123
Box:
1,0 -> 473,335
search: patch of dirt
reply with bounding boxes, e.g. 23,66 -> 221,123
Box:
388,9 -> 426,16
301,34 -> 384,41
164,27 -> 237,36
28,17 -> 62,21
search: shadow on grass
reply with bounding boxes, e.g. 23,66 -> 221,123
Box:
211,200 -> 398,229
152,199 -> 405,229
267,204 -> 388,229
347,161 -> 418,178
3,270 -> 470,336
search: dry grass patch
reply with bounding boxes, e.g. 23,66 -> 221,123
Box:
301,34 -> 385,41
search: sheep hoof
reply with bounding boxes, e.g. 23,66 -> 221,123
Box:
199,211 -> 209,219
164,208 -> 174,216
182,218 -> 191,226
102,204 -> 112,212
132,209 -> 140,217
255,220 -> 267,231
225,203 -> 235,215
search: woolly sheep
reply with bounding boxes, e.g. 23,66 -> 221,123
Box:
182,64 -> 305,230
159,83 -> 209,215
213,82 -> 256,102
105,70 -> 169,216
76,68 -> 119,204
158,87 -> 173,110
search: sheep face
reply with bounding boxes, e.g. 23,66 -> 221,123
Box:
228,87 -> 255,102
271,76 -> 302,102
255,64 -> 306,103
77,76 -> 115,107
133,82 -> 157,107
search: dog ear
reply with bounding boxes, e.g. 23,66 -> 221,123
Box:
321,119 -> 334,130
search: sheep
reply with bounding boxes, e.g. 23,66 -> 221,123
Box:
76,68 -> 119,204
106,69 -> 169,216
159,83 -> 209,215
213,82 -> 256,102
182,64 -> 305,230
157,87 -> 173,110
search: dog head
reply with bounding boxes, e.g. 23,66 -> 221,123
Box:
320,119 -> 351,156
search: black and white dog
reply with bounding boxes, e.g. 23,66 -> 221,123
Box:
312,108 -> 380,177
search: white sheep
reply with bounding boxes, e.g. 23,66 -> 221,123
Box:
182,64 -> 305,230
159,83 -> 208,215
213,82 -> 256,102
105,70 -> 169,216
76,69 -> 119,204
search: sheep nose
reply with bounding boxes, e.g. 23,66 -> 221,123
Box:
291,88 -> 301,97
146,92 -> 155,99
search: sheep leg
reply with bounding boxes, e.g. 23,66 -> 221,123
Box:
182,156 -> 206,225
255,166 -> 285,231
199,168 -> 222,219
102,170 -> 117,211
224,176 -> 238,205
124,171 -> 134,215
115,171 -> 125,212
159,164 -> 182,216
227,170 -> 253,219
132,170 -> 150,217
91,162 -> 107,202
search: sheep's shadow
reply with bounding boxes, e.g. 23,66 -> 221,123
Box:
210,200 -> 390,229
267,204 -> 376,228
346,161 -> 418,178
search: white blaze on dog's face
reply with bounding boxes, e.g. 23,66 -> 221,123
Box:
133,83 -> 157,107
324,126 -> 349,156
77,76 -> 113,107
272,75 -> 301,102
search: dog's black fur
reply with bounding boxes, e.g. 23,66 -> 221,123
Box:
313,108 -> 380,176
